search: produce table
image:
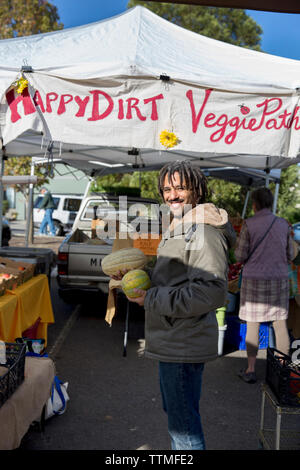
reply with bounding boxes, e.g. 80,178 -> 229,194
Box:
0,274 -> 54,346
0,356 -> 55,450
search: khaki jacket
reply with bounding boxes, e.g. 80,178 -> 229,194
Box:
143,203 -> 236,363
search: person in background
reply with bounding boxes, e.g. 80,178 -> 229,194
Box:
112,160 -> 236,450
38,187 -> 56,236
235,187 -> 295,384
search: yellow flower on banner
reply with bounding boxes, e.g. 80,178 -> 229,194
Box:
15,77 -> 29,94
159,130 -> 179,149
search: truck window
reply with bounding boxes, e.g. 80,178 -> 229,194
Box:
81,199 -> 159,221
63,198 -> 82,211
127,202 -> 159,220
81,200 -> 118,220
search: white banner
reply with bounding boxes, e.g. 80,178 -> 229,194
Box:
2,73 -> 300,158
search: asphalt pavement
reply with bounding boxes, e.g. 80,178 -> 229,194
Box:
7,221 -> 300,453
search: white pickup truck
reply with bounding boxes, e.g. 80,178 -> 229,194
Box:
34,193 -> 83,236
56,193 -> 161,301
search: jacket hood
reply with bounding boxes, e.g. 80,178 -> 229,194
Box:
169,203 -> 236,249
183,203 -> 228,227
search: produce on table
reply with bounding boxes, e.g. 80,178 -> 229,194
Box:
121,269 -> 151,298
101,248 -> 147,276
228,262 -> 243,281
0,273 -> 15,279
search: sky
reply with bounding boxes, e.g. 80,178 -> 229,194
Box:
50,0 -> 300,61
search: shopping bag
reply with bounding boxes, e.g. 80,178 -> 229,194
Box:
45,375 -> 69,419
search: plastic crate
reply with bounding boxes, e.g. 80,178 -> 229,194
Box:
266,348 -> 300,407
0,247 -> 54,279
225,315 -> 271,350
0,342 -> 26,408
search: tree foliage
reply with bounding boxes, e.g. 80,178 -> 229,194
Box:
91,171 -> 161,201
0,0 -> 63,195
127,0 -> 262,49
272,165 -> 300,223
3,157 -> 51,197
0,0 -> 63,39
207,178 -> 249,217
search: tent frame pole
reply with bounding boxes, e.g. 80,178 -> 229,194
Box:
272,182 -> 280,214
241,190 -> 250,219
25,159 -> 35,247
0,153 -> 4,246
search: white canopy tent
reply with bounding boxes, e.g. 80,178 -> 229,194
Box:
0,6 -> 299,242
0,6 -> 300,170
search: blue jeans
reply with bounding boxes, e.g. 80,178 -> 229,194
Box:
39,208 -> 56,236
159,362 -> 206,450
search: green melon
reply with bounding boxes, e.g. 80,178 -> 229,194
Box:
121,269 -> 151,298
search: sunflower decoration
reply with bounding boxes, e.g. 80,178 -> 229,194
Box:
159,130 -> 179,149
14,77 -> 29,94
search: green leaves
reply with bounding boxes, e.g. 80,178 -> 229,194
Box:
0,0 -> 63,39
4,156 -> 50,196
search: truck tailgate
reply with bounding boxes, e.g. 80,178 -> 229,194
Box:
67,243 -> 112,276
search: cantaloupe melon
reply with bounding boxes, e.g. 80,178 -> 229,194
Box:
121,269 -> 151,298
101,248 -> 147,276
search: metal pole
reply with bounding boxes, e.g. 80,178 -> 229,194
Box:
272,182 -> 280,214
123,301 -> 130,357
241,190 -> 250,219
0,154 -> 4,247
83,178 -> 93,199
25,159 -> 35,246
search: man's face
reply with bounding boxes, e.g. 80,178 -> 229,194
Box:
162,172 -> 197,216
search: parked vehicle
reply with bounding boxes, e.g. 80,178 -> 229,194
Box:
293,222 -> 300,243
56,193 -> 160,300
33,193 -> 83,236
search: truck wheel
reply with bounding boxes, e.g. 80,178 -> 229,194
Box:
46,221 -> 63,236
58,289 -> 79,304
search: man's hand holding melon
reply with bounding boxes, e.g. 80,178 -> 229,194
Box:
101,248 -> 151,305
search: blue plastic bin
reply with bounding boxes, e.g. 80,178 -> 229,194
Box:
225,315 -> 274,350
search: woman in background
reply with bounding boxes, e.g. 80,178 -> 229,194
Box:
235,188 -> 295,383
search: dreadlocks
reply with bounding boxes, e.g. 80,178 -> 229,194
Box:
158,160 -> 208,204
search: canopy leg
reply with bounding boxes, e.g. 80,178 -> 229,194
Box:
0,154 -> 4,247
272,182 -> 280,214
25,158 -> 35,246
241,190 -> 250,219
123,300 -> 130,357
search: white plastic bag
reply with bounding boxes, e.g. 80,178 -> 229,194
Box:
45,376 -> 69,419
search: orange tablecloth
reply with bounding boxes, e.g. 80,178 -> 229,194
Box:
0,274 -> 54,346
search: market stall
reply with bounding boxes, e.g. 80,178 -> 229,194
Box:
0,250 -> 54,346
1,6 -> 300,171
0,263 -> 55,450
0,274 -> 54,346
0,5 -> 299,242
0,354 -> 55,450
0,5 -> 299,435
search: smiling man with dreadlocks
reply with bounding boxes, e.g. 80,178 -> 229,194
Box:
117,160 -> 236,450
